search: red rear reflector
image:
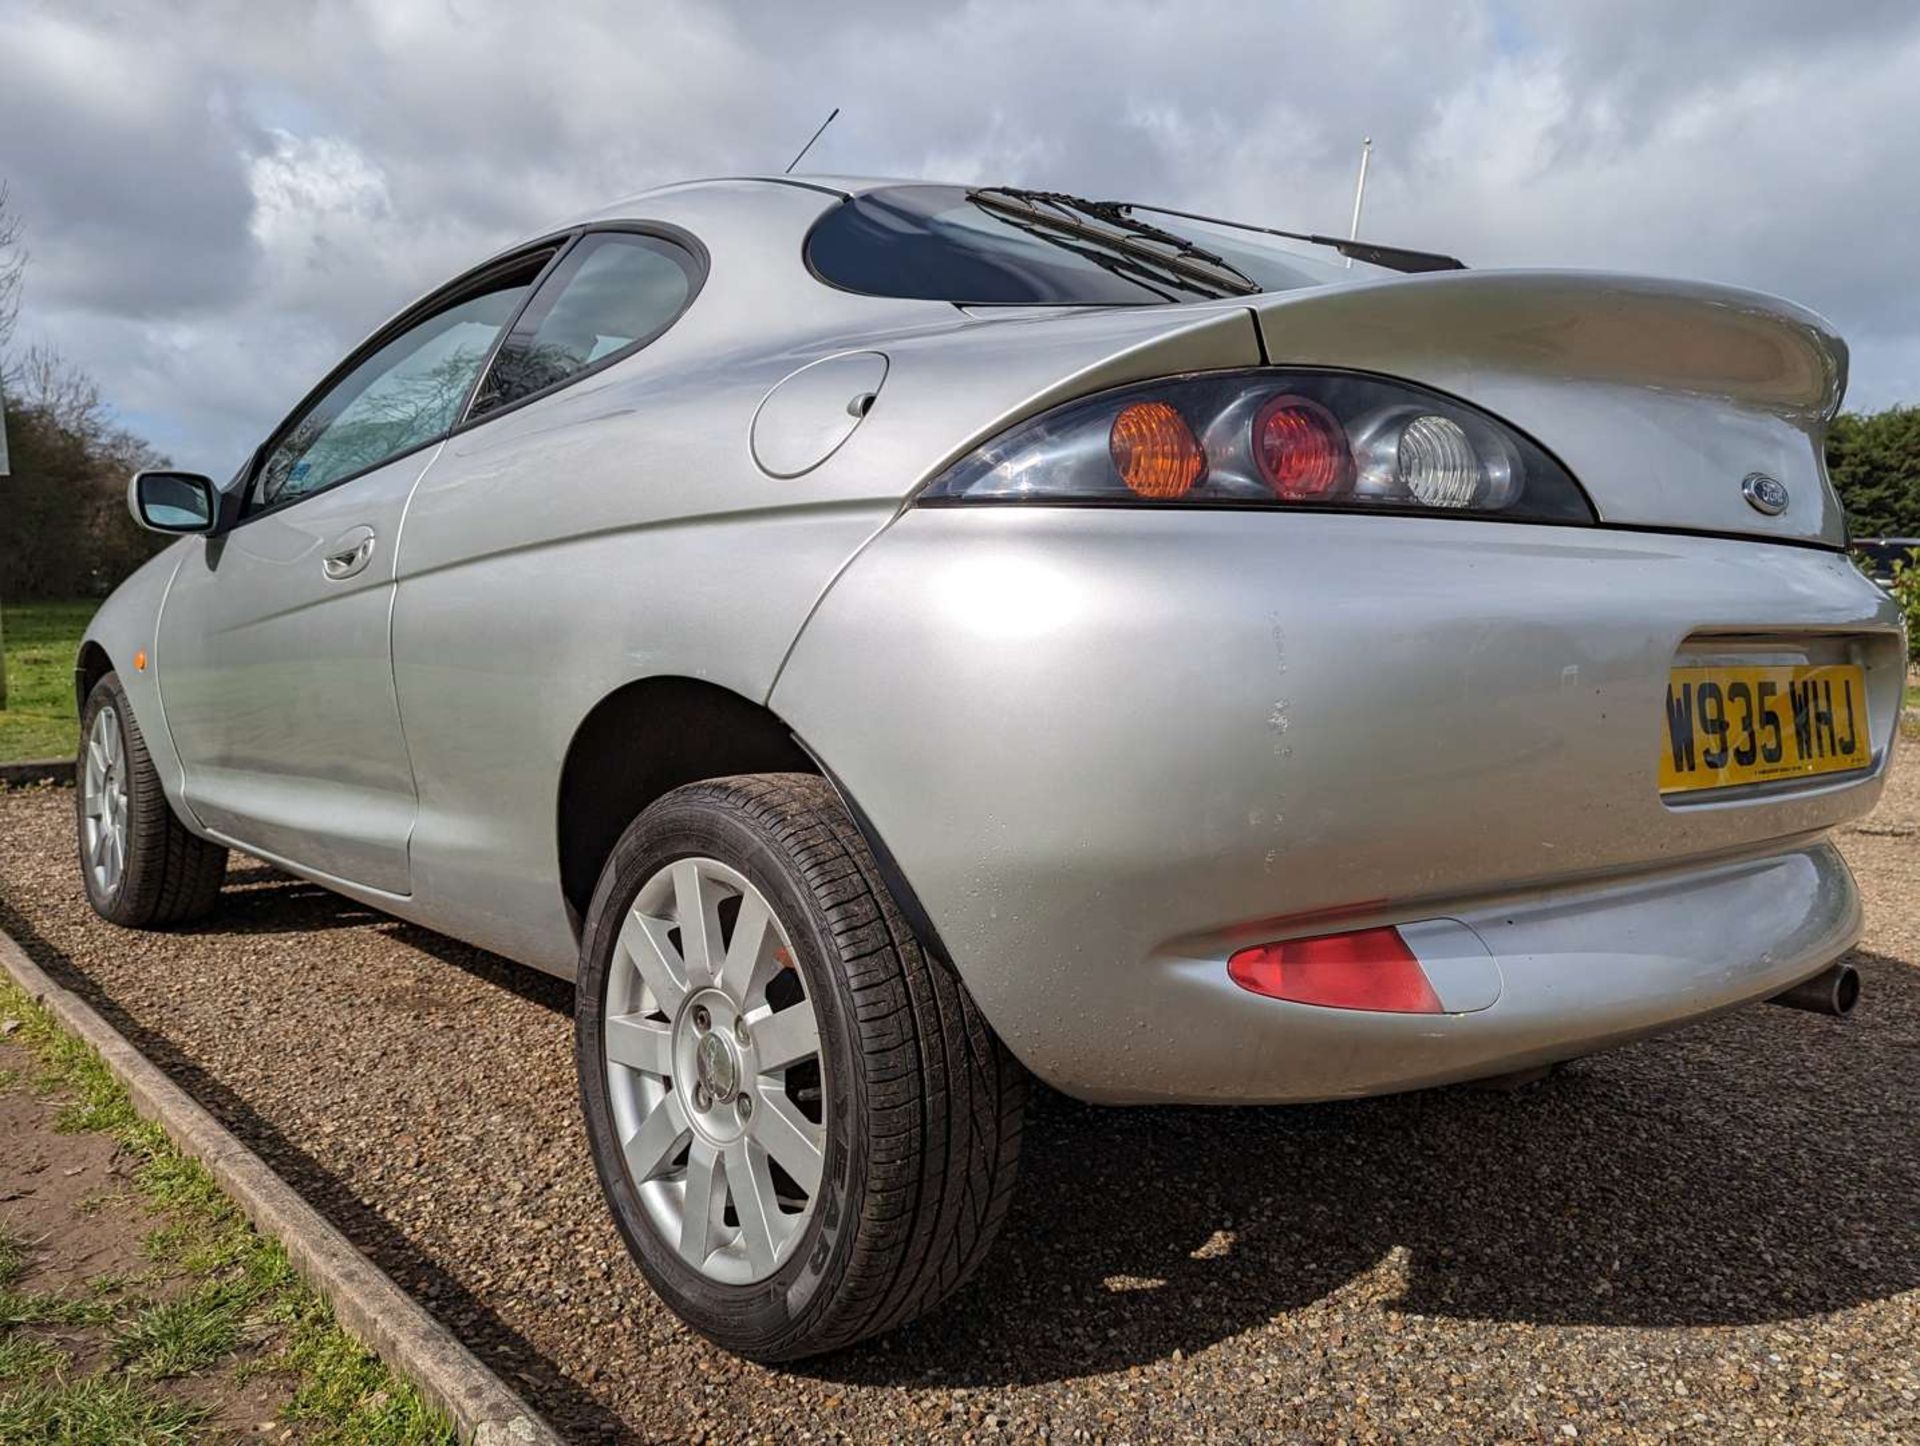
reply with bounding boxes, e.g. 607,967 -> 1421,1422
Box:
1227,926 -> 1443,1013
1253,394 -> 1352,500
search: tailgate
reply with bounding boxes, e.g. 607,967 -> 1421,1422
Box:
1249,270 -> 1850,547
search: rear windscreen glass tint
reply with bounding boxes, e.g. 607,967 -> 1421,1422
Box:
805,185 -> 1349,305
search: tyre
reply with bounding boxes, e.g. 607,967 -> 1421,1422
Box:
575,772 -> 1026,1359
76,673 -> 227,928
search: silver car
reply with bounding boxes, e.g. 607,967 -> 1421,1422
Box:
79,177 -> 1903,1359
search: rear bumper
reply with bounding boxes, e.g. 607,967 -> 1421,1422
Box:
1116,840 -> 1861,1103
773,508 -> 1900,1102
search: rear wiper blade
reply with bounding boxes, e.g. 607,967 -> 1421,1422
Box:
968,187 -> 1261,298
968,212 -> 1197,303
1106,200 -> 1467,275
982,188 -> 1266,294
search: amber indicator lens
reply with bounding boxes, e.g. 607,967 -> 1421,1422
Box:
1108,400 -> 1205,499
1254,394 -> 1352,500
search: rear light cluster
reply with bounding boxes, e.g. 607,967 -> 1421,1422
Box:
920,369 -> 1593,522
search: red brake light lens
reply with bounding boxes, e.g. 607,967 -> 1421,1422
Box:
1227,926 -> 1443,1013
1253,394 -> 1352,500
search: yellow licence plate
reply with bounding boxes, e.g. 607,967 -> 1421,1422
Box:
1660,663 -> 1869,794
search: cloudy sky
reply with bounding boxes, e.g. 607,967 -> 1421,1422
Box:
3,0 -> 1917,472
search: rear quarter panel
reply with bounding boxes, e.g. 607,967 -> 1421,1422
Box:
384,184 -> 1266,973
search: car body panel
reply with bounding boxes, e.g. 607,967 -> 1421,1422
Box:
153,446 -> 431,894
373,185 -> 1267,973
1103,839 -> 1862,1103
76,547 -> 189,790
770,506 -> 1899,1099
388,497 -> 898,968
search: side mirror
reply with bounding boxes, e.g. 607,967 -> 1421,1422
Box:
129,470 -> 217,534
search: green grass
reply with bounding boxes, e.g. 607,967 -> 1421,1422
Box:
0,1224 -> 27,1288
113,1283 -> 250,1379
0,1331 -> 68,1383
0,1286 -> 117,1331
0,975 -> 457,1444
0,1370 -> 209,1442
0,598 -> 97,763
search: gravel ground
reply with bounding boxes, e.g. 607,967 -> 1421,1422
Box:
2,769 -> 1918,1443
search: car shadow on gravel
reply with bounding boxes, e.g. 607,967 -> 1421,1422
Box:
813,948 -> 1920,1388
0,896 -> 629,1443
170,863 -> 392,936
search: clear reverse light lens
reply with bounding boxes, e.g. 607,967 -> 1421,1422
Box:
1399,413 -> 1478,509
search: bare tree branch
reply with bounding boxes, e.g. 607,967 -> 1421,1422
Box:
12,344 -> 104,434
0,180 -> 25,358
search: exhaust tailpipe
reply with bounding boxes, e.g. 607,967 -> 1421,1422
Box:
1768,962 -> 1860,1017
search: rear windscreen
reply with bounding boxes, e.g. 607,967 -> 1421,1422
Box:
805,185 -> 1347,306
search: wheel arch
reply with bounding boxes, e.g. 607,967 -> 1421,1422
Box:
553,675 -> 960,972
75,640 -> 115,711
555,676 -> 819,928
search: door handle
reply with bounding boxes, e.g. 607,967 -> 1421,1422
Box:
321,529 -> 376,580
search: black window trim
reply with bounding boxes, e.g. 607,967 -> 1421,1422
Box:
233,240 -> 569,527
456,223 -> 708,430
227,219 -> 708,530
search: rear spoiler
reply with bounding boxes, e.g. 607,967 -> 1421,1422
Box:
1248,269 -> 1850,547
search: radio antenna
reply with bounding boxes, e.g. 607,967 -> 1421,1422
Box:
1346,137 -> 1373,268
785,107 -> 841,175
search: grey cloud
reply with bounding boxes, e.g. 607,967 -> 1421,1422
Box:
0,12 -> 261,316
2,0 -> 1916,470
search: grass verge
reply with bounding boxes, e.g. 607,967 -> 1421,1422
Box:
0,599 -> 97,764
0,972 -> 455,1444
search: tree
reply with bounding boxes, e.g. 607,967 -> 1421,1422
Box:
0,183 -> 23,707
0,186 -> 169,608
1826,406 -> 1920,539
0,180 -> 22,358
0,348 -> 167,599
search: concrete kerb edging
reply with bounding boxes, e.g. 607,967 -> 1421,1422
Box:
0,927 -> 563,1446
0,758 -> 75,787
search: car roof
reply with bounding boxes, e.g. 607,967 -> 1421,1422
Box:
577,173 -> 927,219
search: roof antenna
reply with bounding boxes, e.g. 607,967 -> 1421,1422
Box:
785,107 -> 841,175
1346,137 -> 1373,269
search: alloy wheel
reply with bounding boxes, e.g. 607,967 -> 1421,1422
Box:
81,705 -> 130,896
603,857 -> 827,1284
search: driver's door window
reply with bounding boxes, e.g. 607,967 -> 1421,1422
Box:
251,265 -> 542,515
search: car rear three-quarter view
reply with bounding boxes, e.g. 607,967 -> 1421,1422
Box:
78,177 -> 1903,1360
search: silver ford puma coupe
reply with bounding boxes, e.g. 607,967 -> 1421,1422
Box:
80,177 -> 1902,1358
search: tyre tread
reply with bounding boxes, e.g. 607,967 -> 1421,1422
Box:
643,773 -> 1026,1359
79,674 -> 226,929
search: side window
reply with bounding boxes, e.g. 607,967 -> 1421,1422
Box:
470,231 -> 701,417
250,262 -> 545,514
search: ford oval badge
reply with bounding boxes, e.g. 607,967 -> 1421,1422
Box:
1742,472 -> 1789,516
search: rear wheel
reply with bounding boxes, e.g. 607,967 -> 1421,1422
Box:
575,773 -> 1026,1359
76,674 -> 227,927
